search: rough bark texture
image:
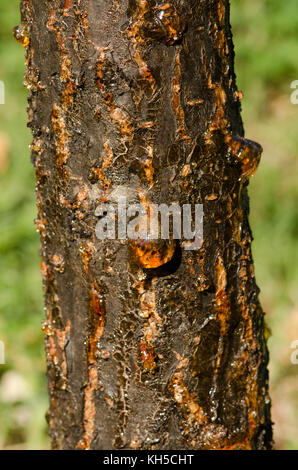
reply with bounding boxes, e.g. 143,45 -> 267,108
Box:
19,0 -> 272,450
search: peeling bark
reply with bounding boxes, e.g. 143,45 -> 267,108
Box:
19,0 -> 272,450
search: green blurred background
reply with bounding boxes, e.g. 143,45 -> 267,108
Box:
0,0 -> 297,450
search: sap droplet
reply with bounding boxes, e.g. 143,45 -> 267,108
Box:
50,254 -> 65,273
140,3 -> 186,46
226,135 -> 263,180
13,24 -> 29,47
130,236 -> 176,269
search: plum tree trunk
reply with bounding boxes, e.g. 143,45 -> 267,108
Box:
20,0 -> 272,450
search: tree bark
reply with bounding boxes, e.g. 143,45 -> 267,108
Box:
20,0 -> 272,450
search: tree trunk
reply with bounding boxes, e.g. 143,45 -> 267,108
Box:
20,0 -> 272,450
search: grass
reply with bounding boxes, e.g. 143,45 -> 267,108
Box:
0,0 -> 297,449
